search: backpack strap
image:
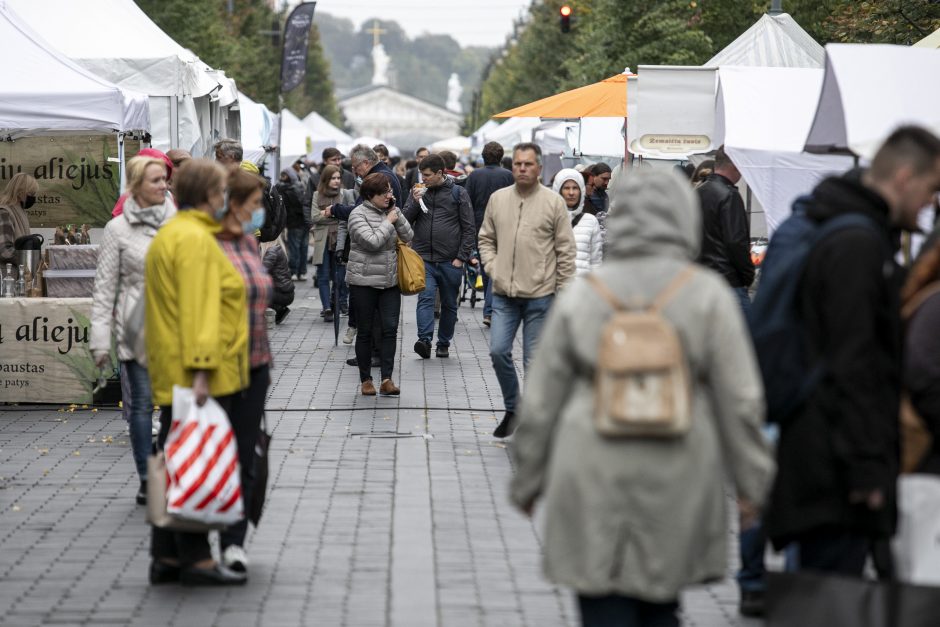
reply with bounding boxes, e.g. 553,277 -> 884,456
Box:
902,281 -> 940,321
585,273 -> 627,311
649,265 -> 697,313
585,265 -> 697,313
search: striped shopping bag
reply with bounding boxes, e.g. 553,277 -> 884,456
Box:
162,386 -> 243,526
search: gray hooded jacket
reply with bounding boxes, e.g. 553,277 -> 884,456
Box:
509,169 -> 774,601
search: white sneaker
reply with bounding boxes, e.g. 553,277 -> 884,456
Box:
151,417 -> 160,436
222,545 -> 248,573
343,327 -> 357,344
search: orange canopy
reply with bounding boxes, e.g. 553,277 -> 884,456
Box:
493,73 -> 627,119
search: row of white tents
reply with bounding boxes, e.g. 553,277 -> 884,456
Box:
474,12 -> 940,236
0,0 -> 355,184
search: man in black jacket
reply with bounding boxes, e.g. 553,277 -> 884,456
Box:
404,147 -> 429,190
766,126 -> 940,576
696,146 -> 754,310
464,142 -> 514,325
403,154 -> 476,359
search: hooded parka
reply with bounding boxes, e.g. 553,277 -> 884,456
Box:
509,169 -> 774,602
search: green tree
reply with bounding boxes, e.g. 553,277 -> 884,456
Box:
822,0 -> 940,45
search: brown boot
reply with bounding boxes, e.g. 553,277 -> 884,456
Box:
379,379 -> 400,396
361,379 -> 376,396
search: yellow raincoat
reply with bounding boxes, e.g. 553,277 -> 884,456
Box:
144,210 -> 248,406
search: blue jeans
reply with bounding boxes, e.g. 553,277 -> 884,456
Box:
286,227 -> 308,277
416,261 -> 462,347
122,360 -> 153,481
317,247 -> 347,312
482,267 -> 493,317
578,594 -> 679,627
489,293 -> 554,412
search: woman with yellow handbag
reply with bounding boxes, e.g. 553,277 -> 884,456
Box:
346,173 -> 414,396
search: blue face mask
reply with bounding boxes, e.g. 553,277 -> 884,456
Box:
243,207 -> 265,234
214,191 -> 230,222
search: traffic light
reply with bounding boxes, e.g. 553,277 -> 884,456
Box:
560,4 -> 572,33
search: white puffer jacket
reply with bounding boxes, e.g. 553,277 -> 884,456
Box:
552,168 -> 602,275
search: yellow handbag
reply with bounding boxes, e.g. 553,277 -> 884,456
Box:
396,240 -> 426,295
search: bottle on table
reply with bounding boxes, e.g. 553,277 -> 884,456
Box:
2,263 -> 14,298
16,265 -> 26,297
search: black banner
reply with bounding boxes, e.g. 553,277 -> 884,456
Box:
280,2 -> 317,93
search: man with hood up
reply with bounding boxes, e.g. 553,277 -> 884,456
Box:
552,168 -> 603,275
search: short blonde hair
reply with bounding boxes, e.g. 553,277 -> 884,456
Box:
126,156 -> 167,195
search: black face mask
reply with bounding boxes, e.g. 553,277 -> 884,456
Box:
22,195 -> 35,209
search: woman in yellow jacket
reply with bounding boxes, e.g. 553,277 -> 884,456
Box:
145,159 -> 249,587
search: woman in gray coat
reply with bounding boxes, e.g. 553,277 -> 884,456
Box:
509,169 -> 774,627
346,172 -> 413,396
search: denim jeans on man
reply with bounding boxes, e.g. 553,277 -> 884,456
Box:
317,246 -> 347,311
489,293 -> 554,412
122,360 -> 153,481
417,261 -> 463,348
286,227 -> 308,277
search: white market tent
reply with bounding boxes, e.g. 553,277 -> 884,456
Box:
630,12 -> 824,160
303,112 -> 352,146
7,0 -> 228,157
805,44 -> 940,160
0,3 -> 149,136
237,92 -> 277,166
280,109 -> 313,166
339,136 -> 401,159
430,136 -> 472,155
715,66 -> 853,234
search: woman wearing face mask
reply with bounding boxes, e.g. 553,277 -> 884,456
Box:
552,169 -> 603,275
90,156 -> 175,506
213,168 -> 273,574
0,173 -> 39,270
145,159 -> 249,587
311,164 -> 356,321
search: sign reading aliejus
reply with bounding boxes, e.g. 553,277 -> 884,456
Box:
0,298 -> 96,404
0,135 -> 142,228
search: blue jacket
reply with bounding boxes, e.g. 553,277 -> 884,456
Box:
464,164 -> 515,233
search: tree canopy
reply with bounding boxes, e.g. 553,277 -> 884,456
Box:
135,0 -> 343,126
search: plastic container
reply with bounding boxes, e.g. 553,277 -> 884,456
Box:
46,245 -> 99,270
43,268 -> 96,298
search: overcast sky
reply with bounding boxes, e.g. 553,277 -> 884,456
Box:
308,0 -> 534,48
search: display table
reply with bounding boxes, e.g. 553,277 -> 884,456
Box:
0,297 -> 96,404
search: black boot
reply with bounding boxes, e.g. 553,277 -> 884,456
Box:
493,412 -> 516,438
136,480 -> 147,505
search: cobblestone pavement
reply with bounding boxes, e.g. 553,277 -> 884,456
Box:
0,279 -> 766,626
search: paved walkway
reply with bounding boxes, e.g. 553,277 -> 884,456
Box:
0,280 -> 764,626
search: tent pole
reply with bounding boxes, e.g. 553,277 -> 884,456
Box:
118,133 -> 127,194
169,96 -> 180,150
769,0 -> 783,14
623,116 -> 631,168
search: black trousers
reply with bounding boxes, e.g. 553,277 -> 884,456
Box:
348,288 -> 383,356
796,525 -> 871,576
349,284 -> 400,382
220,365 -> 270,550
578,594 -> 679,627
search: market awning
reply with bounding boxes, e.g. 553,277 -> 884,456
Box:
492,73 -> 627,119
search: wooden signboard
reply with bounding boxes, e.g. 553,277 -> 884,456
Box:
0,135 -> 142,228
0,298 -> 98,404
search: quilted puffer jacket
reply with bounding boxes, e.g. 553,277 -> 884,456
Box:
346,200 -> 414,289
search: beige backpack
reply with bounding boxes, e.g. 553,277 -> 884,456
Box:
585,267 -> 696,438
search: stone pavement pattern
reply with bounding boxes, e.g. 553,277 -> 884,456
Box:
0,280 -> 765,626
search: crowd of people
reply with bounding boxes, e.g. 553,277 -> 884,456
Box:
76,123 -> 940,627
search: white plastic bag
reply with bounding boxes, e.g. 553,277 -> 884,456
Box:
892,474 -> 940,585
163,385 -> 243,526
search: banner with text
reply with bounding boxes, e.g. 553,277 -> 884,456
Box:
0,298 -> 96,404
0,136 -> 142,228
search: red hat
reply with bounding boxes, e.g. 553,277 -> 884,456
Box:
136,148 -> 174,181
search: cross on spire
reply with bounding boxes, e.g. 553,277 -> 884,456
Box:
366,20 -> 387,47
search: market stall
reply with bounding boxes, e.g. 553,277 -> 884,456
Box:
7,0 -> 229,157
0,3 -> 150,404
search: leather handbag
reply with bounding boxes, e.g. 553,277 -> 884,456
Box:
396,239 -> 425,296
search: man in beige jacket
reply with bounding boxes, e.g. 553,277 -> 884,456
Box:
478,142 -> 577,437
